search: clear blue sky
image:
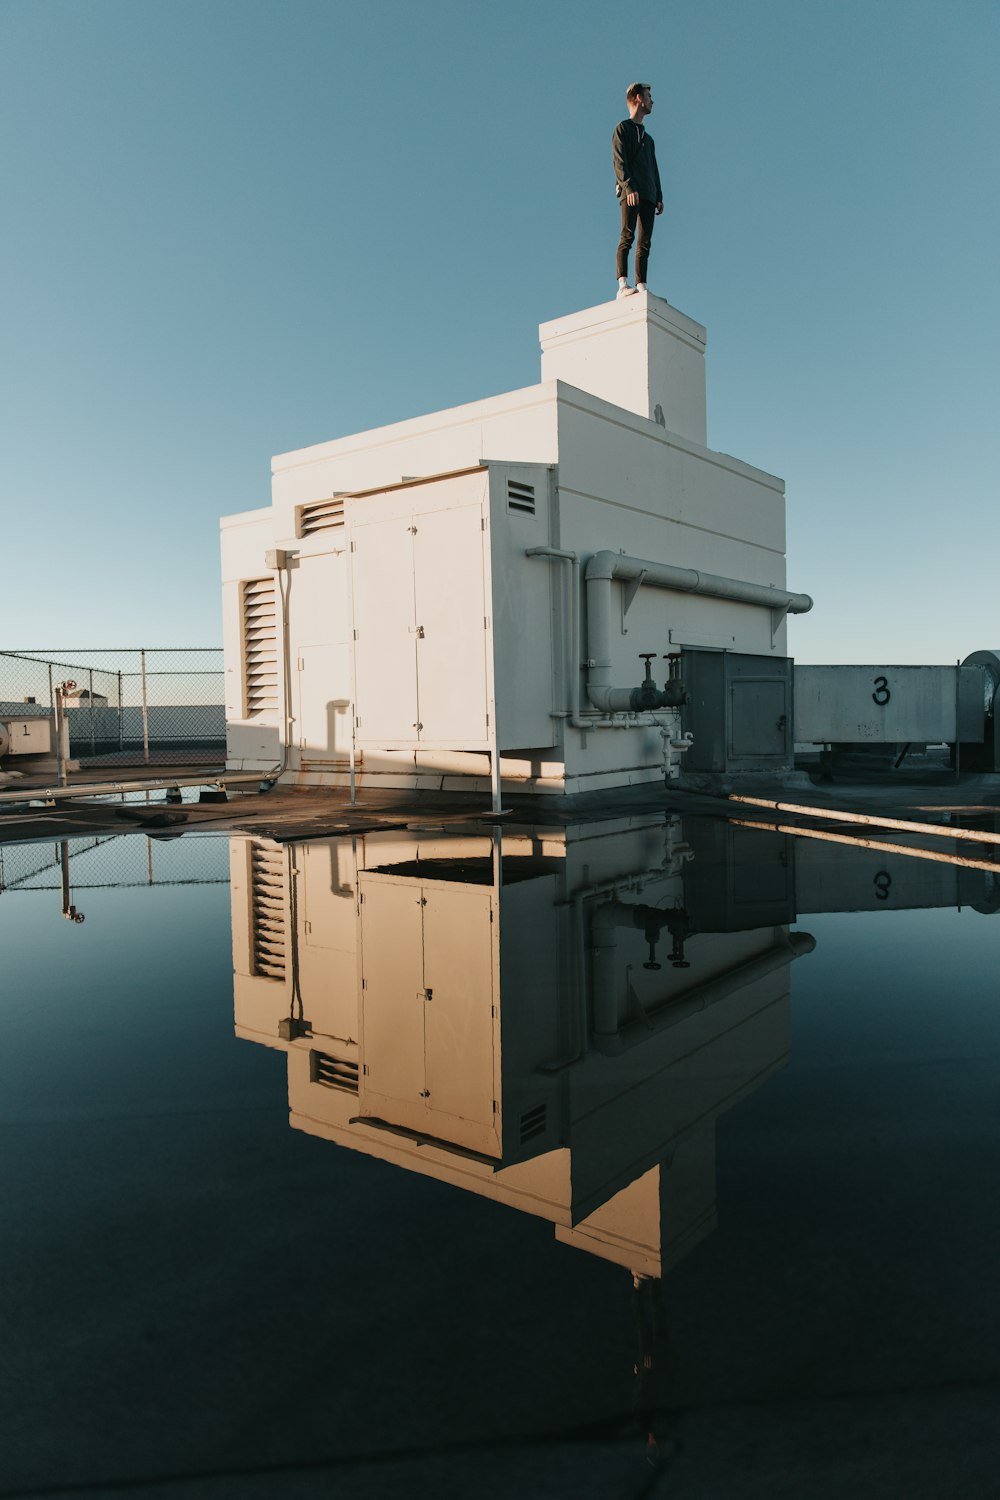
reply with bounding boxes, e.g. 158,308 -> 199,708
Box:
2,0 -> 996,662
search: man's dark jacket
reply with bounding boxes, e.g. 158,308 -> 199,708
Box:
612,119 -> 662,204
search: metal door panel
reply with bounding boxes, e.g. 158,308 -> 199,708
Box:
358,878 -> 425,1120
412,506 -> 490,744
296,642 -> 352,762
352,521 -> 419,744
422,888 -> 496,1139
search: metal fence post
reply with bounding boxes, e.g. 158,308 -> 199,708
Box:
88,668 -> 96,757
140,649 -> 150,766
118,670 -> 124,753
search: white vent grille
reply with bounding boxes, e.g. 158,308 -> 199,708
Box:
299,496 -> 346,536
310,1049 -> 359,1093
507,480 -> 536,515
250,841 -> 286,980
242,577 -> 278,717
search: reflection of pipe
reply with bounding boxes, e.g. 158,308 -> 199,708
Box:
59,842 -> 85,923
584,550 -> 812,714
591,901 -> 691,1036
591,932 -> 815,1055
731,795 -> 1000,848
731,816 -> 1000,877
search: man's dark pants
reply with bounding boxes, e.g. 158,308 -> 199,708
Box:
617,197 -> 656,285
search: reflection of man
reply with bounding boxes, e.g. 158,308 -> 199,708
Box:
612,83 -> 664,300
631,1273 -> 673,1466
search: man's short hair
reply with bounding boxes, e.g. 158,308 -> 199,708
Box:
626,82 -> 650,103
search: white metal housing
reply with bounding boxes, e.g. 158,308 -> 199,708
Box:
221,293 -> 808,795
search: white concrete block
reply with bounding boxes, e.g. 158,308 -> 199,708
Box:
540,292 -> 707,445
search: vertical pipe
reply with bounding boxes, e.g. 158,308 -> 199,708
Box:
88,668 -> 96,758
490,749 -> 501,815
60,841 -> 71,916
54,683 -> 68,787
140,650 -> 150,766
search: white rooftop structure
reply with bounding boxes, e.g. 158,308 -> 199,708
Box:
221,292 -> 811,798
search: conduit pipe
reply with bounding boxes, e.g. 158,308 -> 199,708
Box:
584,550 -> 813,714
526,546 -> 687,734
590,931 -> 816,1056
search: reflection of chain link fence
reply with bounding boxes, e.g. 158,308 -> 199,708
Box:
0,832 -> 230,892
0,649 -> 224,768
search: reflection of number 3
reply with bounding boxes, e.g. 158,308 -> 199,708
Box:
874,871 -> 891,901
872,675 -> 890,706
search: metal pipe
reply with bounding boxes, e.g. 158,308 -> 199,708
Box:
730,816 -> 1000,877
525,547 -> 646,731
53,682 -> 68,787
0,769 -> 268,806
730,795 -> 1000,847
591,932 -> 816,1055
584,549 -> 812,715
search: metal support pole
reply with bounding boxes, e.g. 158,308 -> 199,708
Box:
118,670 -> 123,753
955,658 -> 962,781
140,649 -> 150,766
491,749 -> 502,816
88,668 -> 96,758
53,682 -> 68,787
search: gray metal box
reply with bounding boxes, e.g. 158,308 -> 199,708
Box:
681,650 -> 793,772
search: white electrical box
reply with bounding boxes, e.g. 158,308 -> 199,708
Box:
0,717 -> 54,757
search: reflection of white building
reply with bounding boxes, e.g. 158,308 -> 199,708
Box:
221,294 -> 812,799
230,817 -> 812,1277
230,817 -> 1000,1276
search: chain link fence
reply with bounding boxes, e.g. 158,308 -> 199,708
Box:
0,832 -> 230,894
0,649 -> 225,769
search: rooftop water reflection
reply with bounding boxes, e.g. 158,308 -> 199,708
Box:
4,813 -> 1000,1494
229,814 -> 1000,1282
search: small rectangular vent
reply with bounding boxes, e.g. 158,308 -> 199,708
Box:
507,480 -> 536,515
519,1103 -> 547,1144
242,577 -> 278,716
310,1050 -> 360,1093
299,496 -> 346,535
250,841 -> 286,980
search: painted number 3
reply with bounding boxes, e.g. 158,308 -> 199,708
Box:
872,675 -> 891,706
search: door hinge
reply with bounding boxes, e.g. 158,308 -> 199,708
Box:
297,656 -> 305,671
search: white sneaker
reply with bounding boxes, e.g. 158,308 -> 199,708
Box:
616,285 -> 637,300
636,283 -> 648,293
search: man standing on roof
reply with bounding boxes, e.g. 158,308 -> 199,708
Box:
612,83 -> 663,300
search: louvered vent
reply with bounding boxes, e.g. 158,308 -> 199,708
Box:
299,496 -> 346,536
519,1103 -> 547,1144
250,841 -> 286,980
507,480 -> 536,515
310,1050 -> 360,1093
242,577 -> 278,716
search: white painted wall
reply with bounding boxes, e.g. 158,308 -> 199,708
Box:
540,293 -> 708,445
220,295 -> 805,793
